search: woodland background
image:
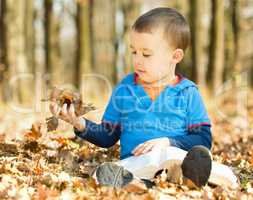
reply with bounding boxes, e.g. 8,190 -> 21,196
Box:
0,0 -> 253,199
0,0 -> 253,104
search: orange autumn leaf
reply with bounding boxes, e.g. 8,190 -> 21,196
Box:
33,158 -> 43,175
37,183 -> 59,200
85,177 -> 98,190
33,166 -> 43,175
51,137 -> 70,147
122,179 -> 148,193
0,133 -> 5,142
250,149 -> 253,167
24,122 -> 42,140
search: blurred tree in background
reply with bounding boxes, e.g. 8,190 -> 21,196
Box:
0,0 -> 253,105
207,0 -> 224,92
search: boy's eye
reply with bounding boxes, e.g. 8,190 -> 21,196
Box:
143,54 -> 151,57
131,51 -> 137,55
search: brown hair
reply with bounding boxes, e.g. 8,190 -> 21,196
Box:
132,7 -> 190,51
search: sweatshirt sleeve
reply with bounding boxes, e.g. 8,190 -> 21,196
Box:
74,83 -> 123,148
186,86 -> 211,128
169,125 -> 212,150
169,86 -> 212,150
74,119 -> 121,148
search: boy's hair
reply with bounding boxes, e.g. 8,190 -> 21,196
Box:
132,7 -> 190,51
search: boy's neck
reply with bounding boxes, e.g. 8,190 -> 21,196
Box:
138,74 -> 178,88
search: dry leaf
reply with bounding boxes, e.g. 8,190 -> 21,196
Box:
24,122 -> 42,140
122,179 -> 148,193
36,184 -> 59,200
45,87 -> 96,131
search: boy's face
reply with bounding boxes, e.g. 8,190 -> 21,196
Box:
130,29 -> 177,84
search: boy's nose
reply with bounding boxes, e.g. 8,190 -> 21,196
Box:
134,62 -> 142,68
133,57 -> 143,68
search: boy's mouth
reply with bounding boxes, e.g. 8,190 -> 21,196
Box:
136,69 -> 146,74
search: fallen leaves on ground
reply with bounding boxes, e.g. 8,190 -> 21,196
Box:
0,101 -> 253,199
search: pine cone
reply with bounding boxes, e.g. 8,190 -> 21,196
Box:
46,87 -> 96,131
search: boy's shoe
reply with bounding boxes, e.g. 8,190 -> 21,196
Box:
95,162 -> 134,188
181,145 -> 212,187
157,145 -> 212,188
94,162 -> 155,188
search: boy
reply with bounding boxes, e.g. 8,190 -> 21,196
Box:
50,7 -> 212,188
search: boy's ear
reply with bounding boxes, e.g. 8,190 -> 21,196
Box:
172,49 -> 184,63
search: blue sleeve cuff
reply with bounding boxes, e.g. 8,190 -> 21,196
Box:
168,124 -> 212,151
169,138 -> 181,148
73,118 -> 121,148
73,118 -> 88,138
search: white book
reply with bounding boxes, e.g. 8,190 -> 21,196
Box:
116,146 -> 239,189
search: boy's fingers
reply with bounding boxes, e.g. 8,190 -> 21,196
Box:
134,148 -> 146,156
61,103 -> 68,117
49,102 -> 54,112
49,102 -> 56,113
132,144 -> 142,154
142,144 -> 154,154
50,102 -> 61,117
55,105 -> 61,117
69,104 -> 75,118
133,143 -> 148,156
68,104 -> 76,124
133,141 -> 156,156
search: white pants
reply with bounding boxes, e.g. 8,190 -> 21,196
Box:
94,146 -> 238,188
116,146 -> 187,180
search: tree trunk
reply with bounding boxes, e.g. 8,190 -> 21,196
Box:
207,0 -> 224,93
223,1 -> 234,82
75,0 -> 92,89
117,0 -> 140,79
24,0 -> 36,75
91,0 -> 116,84
0,0 -> 8,102
223,1 -> 243,83
6,0 -> 31,104
190,0 -> 206,86
44,0 -> 62,87
44,0 -> 53,86
231,0 -> 242,73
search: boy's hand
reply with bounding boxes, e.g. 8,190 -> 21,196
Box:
49,102 -> 85,132
132,137 -> 170,156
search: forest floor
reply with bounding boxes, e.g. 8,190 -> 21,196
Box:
0,91 -> 253,199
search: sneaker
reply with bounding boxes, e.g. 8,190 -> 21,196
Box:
95,162 -> 134,188
94,162 -> 155,188
181,145 -> 212,187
